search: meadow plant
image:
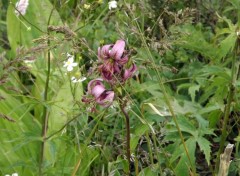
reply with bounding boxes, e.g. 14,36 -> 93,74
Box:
83,40 -> 137,174
2,0 -> 240,175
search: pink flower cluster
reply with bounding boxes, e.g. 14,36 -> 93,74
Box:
98,40 -> 137,84
82,40 -> 137,108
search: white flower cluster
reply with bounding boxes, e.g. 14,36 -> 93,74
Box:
63,53 -> 86,83
63,53 -> 78,72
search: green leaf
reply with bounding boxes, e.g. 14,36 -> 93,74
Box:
0,89 -> 40,174
171,24 -> 217,60
188,84 -> 200,102
138,164 -> 159,176
168,115 -> 197,137
48,80 -> 83,134
216,33 -> 237,60
170,138 -> 196,176
197,136 -> 211,165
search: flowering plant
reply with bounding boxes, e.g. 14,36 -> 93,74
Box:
82,40 -> 137,173
83,40 -> 137,108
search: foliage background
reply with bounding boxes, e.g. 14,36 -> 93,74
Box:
1,0 -> 240,175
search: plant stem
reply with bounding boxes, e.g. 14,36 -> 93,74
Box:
120,103 -> 131,175
39,7 -> 55,176
39,41 -> 51,176
215,37 -> 239,173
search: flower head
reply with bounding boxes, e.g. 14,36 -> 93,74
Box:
108,0 -> 117,10
83,79 -> 114,107
15,0 -> 29,16
96,90 -> 115,107
63,53 -> 78,72
98,40 -> 127,82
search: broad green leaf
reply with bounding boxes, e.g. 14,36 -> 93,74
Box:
168,115 -> 197,137
131,123 -> 150,151
170,138 -> 196,176
48,79 -> 83,134
0,88 -> 40,174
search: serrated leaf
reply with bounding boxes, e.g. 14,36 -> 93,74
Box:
216,33 -> 236,60
169,115 -> 197,137
188,84 -> 200,102
197,136 -> 211,165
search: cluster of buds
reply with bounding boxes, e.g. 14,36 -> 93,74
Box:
82,40 -> 137,108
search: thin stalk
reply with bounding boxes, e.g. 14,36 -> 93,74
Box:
215,38 -> 239,172
120,103 -> 131,175
38,7 -> 55,175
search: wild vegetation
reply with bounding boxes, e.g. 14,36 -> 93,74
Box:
1,0 -> 240,175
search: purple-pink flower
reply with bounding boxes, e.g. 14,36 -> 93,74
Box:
84,79 -> 114,107
123,64 -> 137,81
82,39 -> 137,109
98,40 -> 136,83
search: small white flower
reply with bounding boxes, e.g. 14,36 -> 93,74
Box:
63,54 -> 78,72
5,175 -> 10,176
108,0 -> 117,10
15,0 -> 29,16
12,173 -> 18,176
71,76 -> 86,83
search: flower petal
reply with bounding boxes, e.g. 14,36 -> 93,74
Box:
72,62 -> 78,67
98,44 -> 112,60
110,40 -> 125,60
67,66 -> 73,71
87,79 -> 104,95
68,56 -> 74,63
116,55 -> 129,65
92,85 -> 106,98
123,64 -> 137,81
96,90 -> 115,107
